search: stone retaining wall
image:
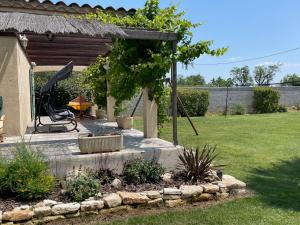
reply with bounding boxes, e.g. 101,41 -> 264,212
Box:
0,175 -> 246,224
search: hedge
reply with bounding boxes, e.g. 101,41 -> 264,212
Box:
253,87 -> 280,113
177,88 -> 210,117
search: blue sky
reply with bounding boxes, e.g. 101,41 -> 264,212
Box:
53,0 -> 300,83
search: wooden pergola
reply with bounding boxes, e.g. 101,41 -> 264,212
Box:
0,11 -> 179,145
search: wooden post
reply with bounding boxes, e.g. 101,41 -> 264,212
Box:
171,41 -> 178,146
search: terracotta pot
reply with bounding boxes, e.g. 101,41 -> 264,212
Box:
96,109 -> 106,119
78,134 -> 123,154
116,116 -> 133,130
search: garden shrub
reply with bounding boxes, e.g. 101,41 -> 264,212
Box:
123,159 -> 165,184
0,142 -> 54,200
177,145 -> 224,183
66,174 -> 100,201
253,87 -> 280,113
231,104 -> 246,115
177,88 -> 210,117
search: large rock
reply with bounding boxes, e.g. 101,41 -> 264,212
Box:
230,188 -> 247,196
2,210 -> 34,222
103,193 -> 122,208
118,192 -> 149,205
81,200 -> 104,212
201,183 -> 219,193
34,215 -> 65,223
148,198 -> 163,206
52,203 -> 80,215
163,195 -> 181,200
180,185 -> 203,198
141,191 -> 161,200
216,192 -> 230,200
164,199 -> 184,208
111,178 -> 122,189
35,199 -> 58,208
34,207 -> 52,217
193,193 -> 214,202
163,188 -> 181,195
218,175 -> 246,190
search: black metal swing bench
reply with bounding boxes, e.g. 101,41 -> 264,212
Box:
34,62 -> 79,133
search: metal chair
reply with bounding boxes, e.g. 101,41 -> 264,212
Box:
34,62 -> 79,133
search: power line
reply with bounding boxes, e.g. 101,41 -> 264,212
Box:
192,46 -> 300,66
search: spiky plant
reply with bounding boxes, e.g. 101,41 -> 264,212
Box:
178,144 -> 221,183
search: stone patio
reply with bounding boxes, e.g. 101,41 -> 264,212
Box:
0,117 -> 182,177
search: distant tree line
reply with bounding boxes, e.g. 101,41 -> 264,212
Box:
178,63 -> 300,87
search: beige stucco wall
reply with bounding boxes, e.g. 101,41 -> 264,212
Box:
0,36 -> 31,136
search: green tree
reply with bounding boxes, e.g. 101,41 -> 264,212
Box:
85,0 -> 227,127
230,66 -> 253,86
178,74 -> 206,86
209,76 -> 233,87
254,64 -> 281,86
281,73 -> 300,86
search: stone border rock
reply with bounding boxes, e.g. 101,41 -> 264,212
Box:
0,175 -> 246,224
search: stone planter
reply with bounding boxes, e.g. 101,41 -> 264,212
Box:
116,116 -> 133,130
96,109 -> 106,119
78,134 -> 123,154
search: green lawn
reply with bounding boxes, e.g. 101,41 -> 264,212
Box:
105,112 -> 300,225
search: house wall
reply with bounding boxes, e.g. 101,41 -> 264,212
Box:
17,40 -> 32,135
0,36 -> 31,136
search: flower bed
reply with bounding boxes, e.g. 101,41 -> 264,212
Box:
0,174 -> 246,224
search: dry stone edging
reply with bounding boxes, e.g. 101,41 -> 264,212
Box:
0,176 -> 246,225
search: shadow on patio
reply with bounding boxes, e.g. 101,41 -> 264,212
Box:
248,157 -> 300,211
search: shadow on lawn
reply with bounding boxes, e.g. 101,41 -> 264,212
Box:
248,158 -> 300,211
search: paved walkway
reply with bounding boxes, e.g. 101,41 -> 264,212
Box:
0,117 -> 176,160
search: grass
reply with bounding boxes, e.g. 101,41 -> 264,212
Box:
111,112 -> 299,225
65,112 -> 300,225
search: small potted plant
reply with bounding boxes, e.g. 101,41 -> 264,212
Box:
115,104 -> 133,130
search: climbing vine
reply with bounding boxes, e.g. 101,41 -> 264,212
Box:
84,0 -> 227,127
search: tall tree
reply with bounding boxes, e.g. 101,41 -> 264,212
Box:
209,76 -> 233,87
281,73 -> 300,86
178,74 -> 205,86
230,66 -> 253,86
254,64 -> 280,86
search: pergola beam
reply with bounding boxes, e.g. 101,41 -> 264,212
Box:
121,28 -> 178,41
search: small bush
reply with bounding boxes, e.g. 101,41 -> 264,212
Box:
278,105 -> 287,113
231,104 -> 246,115
66,174 -> 100,202
253,87 -> 280,113
177,145 -> 223,183
0,142 -> 54,200
177,88 -> 210,117
123,159 -> 165,184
